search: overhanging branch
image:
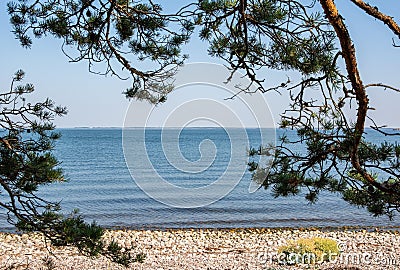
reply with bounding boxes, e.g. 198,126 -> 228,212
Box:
350,0 -> 400,39
319,0 -> 394,194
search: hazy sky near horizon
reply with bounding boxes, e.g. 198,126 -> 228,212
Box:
1,1 -> 400,128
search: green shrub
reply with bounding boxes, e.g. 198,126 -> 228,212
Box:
278,237 -> 339,265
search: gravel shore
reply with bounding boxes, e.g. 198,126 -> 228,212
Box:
1,227 -> 399,269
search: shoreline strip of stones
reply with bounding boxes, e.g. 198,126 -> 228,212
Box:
1,227 -> 399,269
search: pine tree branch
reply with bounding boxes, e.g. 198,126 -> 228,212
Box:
319,0 -> 393,194
365,83 -> 400,92
350,0 -> 400,39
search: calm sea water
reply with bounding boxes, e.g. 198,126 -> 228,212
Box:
0,128 -> 399,231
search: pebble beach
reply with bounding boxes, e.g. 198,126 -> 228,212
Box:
1,227 -> 399,270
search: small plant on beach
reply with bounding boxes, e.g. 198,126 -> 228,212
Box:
278,237 -> 339,265
0,71 -> 143,266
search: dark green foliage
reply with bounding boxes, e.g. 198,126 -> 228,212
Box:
198,0 -> 337,87
51,215 -> 105,256
107,240 -> 146,266
0,71 -> 144,266
249,122 -> 400,217
0,71 -> 67,228
8,0 -> 195,103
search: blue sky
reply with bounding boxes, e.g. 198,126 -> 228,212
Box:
1,1 -> 400,128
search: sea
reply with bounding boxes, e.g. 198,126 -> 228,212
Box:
0,128 -> 399,231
